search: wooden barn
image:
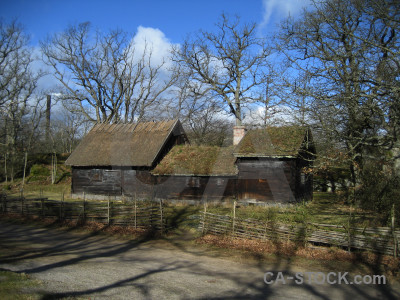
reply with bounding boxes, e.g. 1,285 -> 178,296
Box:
65,119 -> 188,198
66,120 -> 315,203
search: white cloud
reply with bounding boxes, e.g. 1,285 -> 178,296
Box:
260,0 -> 311,28
131,26 -> 177,69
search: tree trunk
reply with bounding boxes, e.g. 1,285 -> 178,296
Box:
4,153 -> 7,183
392,141 -> 400,177
22,152 -> 28,187
46,94 -> 51,146
51,153 -> 57,184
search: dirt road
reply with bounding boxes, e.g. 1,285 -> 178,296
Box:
0,220 -> 398,299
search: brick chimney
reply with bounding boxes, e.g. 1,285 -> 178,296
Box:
233,125 -> 247,145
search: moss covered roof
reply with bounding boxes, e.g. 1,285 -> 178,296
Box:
234,126 -> 311,157
152,145 -> 237,176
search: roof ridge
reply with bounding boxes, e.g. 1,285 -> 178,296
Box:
88,119 -> 179,133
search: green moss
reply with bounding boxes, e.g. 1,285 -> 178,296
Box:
153,145 -> 237,175
235,126 -> 307,156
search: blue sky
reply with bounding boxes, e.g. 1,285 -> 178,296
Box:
1,0 -> 310,45
1,0 -> 311,121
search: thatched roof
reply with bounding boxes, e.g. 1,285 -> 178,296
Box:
234,126 -> 313,157
65,120 -> 185,167
152,145 -> 237,176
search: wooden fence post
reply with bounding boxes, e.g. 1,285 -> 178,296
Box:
59,194 -> 62,220
232,200 -> 236,235
20,189 -> 24,215
392,204 -> 397,258
160,200 -> 164,234
1,194 -> 5,213
134,193 -> 137,229
41,198 -> 44,217
107,194 -> 111,226
202,200 -> 207,235
83,192 -> 86,222
347,207 -> 352,253
59,192 -> 64,220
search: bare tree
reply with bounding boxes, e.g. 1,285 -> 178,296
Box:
173,14 -> 271,126
0,20 -> 43,182
156,68 -> 232,146
246,65 -> 288,127
50,101 -> 90,153
41,22 -> 178,124
186,102 -> 233,146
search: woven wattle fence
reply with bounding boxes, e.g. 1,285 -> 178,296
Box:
200,211 -> 400,257
0,194 -> 165,232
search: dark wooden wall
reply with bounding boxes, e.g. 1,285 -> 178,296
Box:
153,176 -> 236,201
72,167 -> 236,201
122,170 -> 155,198
236,158 -> 297,202
72,167 -> 122,195
72,157 -> 313,202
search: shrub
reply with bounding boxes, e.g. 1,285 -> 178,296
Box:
357,163 -> 400,226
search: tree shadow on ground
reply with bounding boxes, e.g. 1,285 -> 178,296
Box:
0,216 -> 399,299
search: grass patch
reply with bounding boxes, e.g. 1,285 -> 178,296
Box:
206,192 -> 384,227
0,270 -> 42,300
2,180 -> 71,201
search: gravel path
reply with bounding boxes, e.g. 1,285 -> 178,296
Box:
0,220 -> 399,299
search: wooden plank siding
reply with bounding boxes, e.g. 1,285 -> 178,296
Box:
72,167 -> 122,195
72,157 -> 312,203
153,176 -> 236,201
236,158 -> 297,202
122,170 -> 155,199
72,167 -> 236,201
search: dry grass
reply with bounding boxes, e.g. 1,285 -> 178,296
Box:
1,214 -> 159,240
